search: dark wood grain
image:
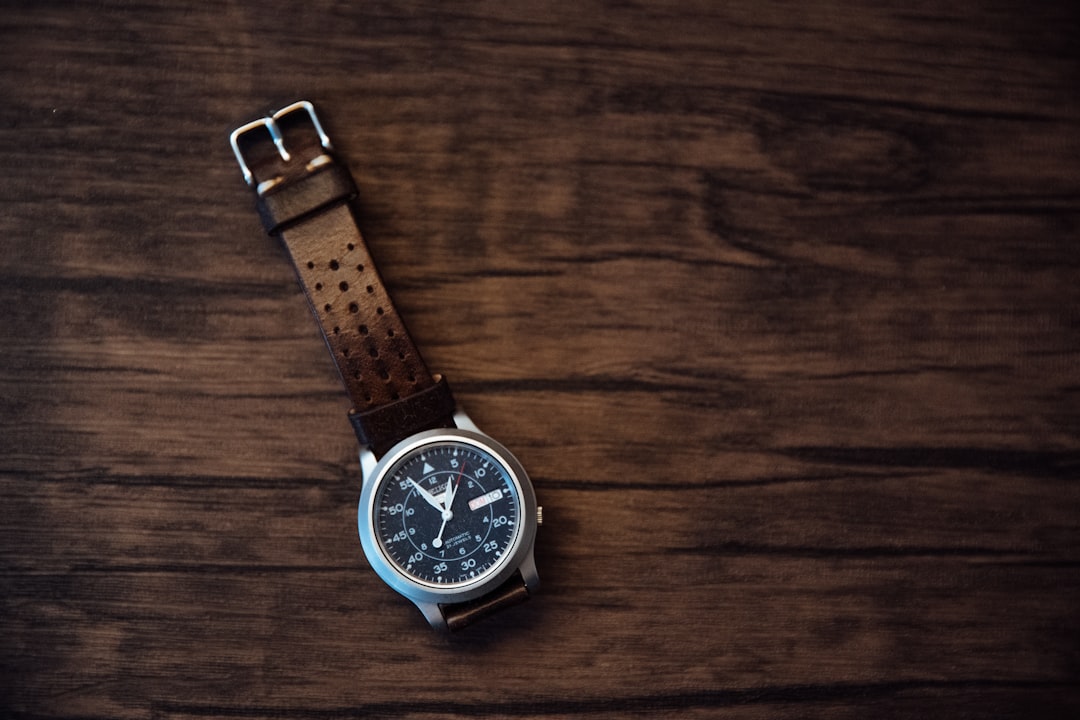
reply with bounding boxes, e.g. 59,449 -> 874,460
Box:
2,1 -> 1079,718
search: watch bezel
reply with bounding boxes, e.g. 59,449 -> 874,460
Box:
358,427 -> 538,606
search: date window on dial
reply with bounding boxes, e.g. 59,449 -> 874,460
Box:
468,488 -> 503,512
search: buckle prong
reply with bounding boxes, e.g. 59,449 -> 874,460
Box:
273,101 -> 332,151
230,100 -> 333,186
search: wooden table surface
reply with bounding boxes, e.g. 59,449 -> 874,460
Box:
2,2 -> 1078,718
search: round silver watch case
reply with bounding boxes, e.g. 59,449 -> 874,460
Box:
357,419 -> 539,626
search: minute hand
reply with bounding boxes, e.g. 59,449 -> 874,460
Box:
408,478 -> 445,512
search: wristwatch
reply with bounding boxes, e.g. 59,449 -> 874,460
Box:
229,101 -> 540,631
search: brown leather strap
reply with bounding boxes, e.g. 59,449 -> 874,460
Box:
241,111 -> 456,454
441,571 -> 531,632
257,163 -> 357,234
348,375 -> 456,457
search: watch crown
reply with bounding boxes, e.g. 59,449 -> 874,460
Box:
537,506 -> 543,526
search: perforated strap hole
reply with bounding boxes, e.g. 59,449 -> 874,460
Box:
329,260 -> 339,270
339,281 -> 349,292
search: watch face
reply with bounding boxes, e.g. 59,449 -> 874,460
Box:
371,438 -> 523,587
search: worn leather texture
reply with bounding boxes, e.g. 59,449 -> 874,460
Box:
256,163 -> 357,234
244,119 -> 459,451
277,200 -> 446,412
348,374 -> 457,456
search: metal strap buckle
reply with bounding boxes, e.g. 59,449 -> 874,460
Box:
229,100 -> 333,187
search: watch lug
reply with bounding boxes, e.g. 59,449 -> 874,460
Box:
359,446 -> 378,481
452,408 -> 481,434
518,549 -> 540,593
412,599 -> 449,631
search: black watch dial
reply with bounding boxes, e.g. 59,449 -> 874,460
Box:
373,439 -> 522,586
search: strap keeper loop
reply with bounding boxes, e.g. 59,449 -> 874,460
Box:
256,163 -> 357,235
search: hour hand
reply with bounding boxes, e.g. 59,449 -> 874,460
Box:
408,478 -> 445,511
